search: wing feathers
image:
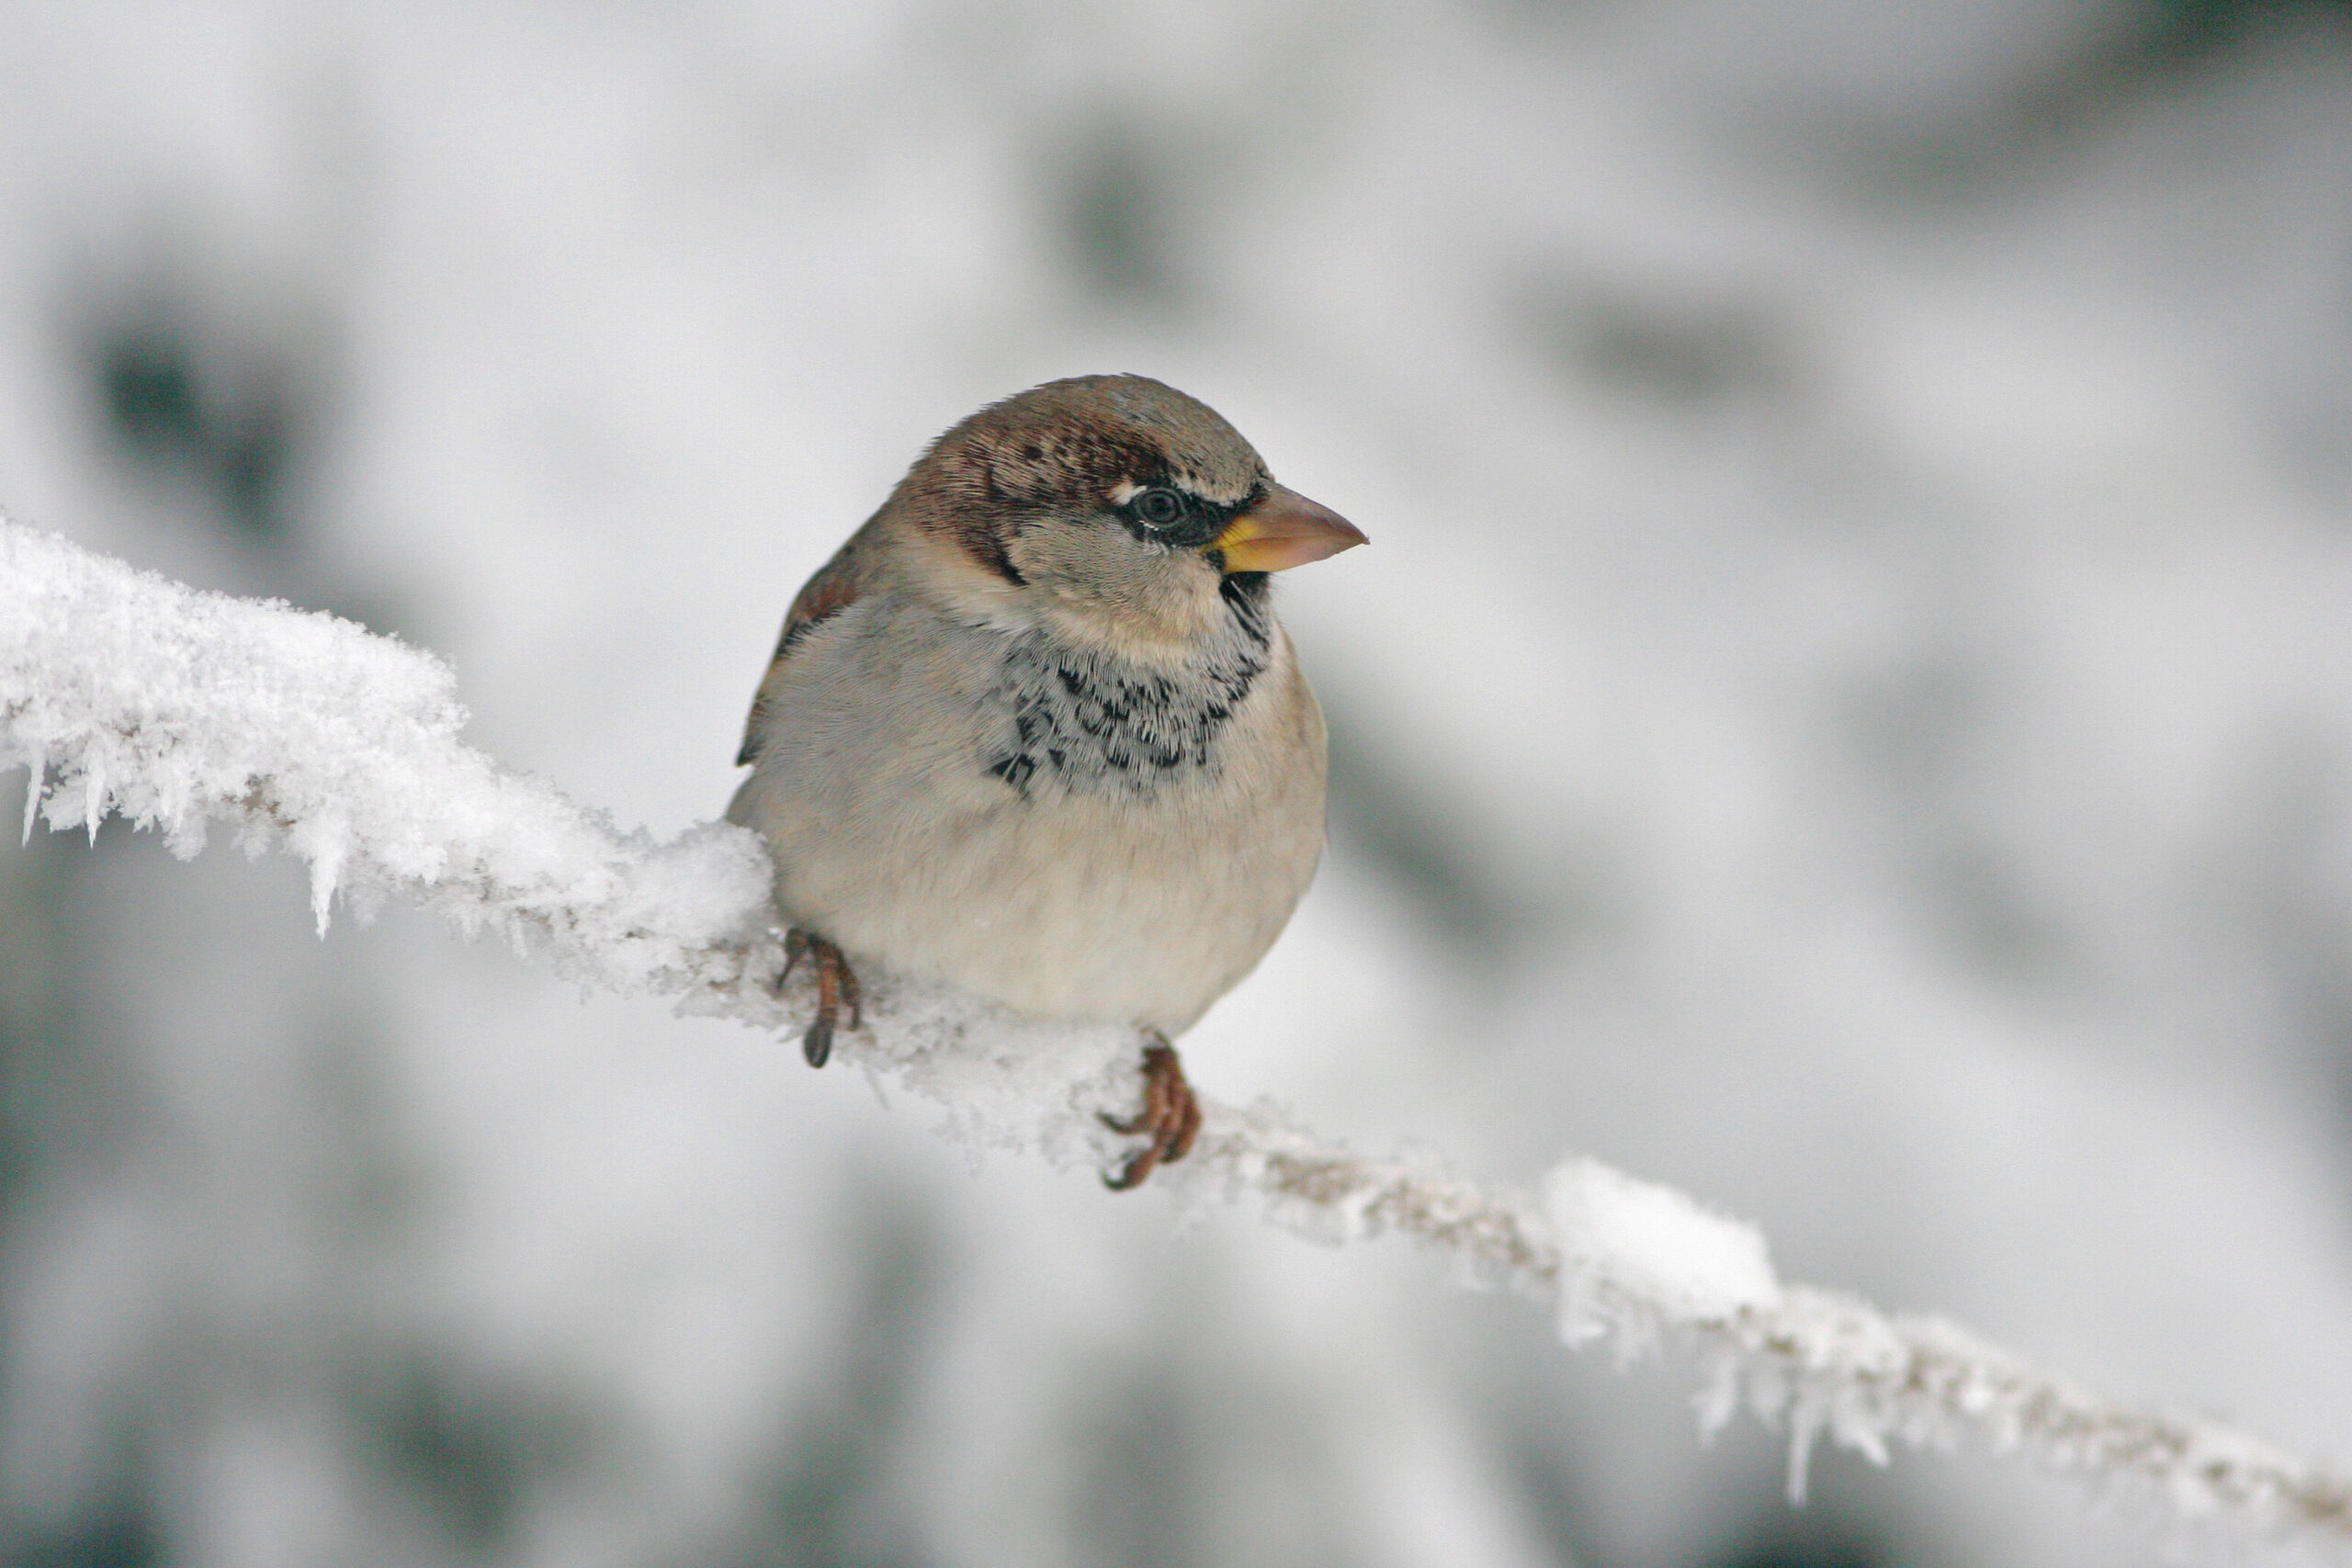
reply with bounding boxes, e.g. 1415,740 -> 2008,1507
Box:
736,518 -> 882,766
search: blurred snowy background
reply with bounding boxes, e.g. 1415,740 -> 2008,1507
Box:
4,1 -> 2352,1564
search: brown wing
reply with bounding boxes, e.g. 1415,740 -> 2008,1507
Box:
736,516 -> 884,766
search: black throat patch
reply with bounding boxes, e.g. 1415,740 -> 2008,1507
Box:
985,581 -> 1273,799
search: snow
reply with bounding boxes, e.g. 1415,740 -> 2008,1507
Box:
1546,1156 -> 1781,1349
9,515 -> 2352,1555
7,6 -> 2352,1565
0,519 -> 776,984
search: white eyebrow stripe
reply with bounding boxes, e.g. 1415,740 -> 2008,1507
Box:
1108,478 -> 1257,509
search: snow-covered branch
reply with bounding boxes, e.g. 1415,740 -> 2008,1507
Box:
4,516 -> 2346,1555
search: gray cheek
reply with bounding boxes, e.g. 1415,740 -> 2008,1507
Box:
1015,515 -> 1122,563
1012,522 -> 1169,597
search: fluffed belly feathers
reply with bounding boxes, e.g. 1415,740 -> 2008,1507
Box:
726,620 -> 1329,1036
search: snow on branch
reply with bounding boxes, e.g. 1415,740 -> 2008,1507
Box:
3,516 -> 2346,1555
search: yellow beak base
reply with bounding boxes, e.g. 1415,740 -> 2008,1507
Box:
1210,485 -> 1368,574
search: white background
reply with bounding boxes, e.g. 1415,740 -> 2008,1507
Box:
3,3 -> 2351,1564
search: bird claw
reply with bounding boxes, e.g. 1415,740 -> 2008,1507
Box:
775,929 -> 862,1068
1100,1037 -> 1201,1190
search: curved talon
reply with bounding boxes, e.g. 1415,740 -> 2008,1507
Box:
1102,1038 -> 1197,1190
776,929 -> 861,1069
1102,1155 -> 1153,1190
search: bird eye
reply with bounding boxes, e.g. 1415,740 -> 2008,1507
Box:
1134,487 -> 1185,528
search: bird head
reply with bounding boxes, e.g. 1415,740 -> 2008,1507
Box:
893,375 -> 1364,650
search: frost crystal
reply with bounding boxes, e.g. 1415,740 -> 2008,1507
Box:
1546,1156 -> 1780,1348
6,515 -> 2352,1559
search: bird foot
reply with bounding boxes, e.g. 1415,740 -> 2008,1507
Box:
1100,1035 -> 1200,1190
779,929 -> 863,1068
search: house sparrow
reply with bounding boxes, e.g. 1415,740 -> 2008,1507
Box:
727,375 -> 1365,1188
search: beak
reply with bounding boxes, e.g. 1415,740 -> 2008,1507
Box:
1209,485 -> 1368,574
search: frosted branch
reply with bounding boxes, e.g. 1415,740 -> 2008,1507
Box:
4,517 -> 2346,1556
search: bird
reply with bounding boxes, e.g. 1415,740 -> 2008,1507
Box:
727,375 -> 1365,1188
